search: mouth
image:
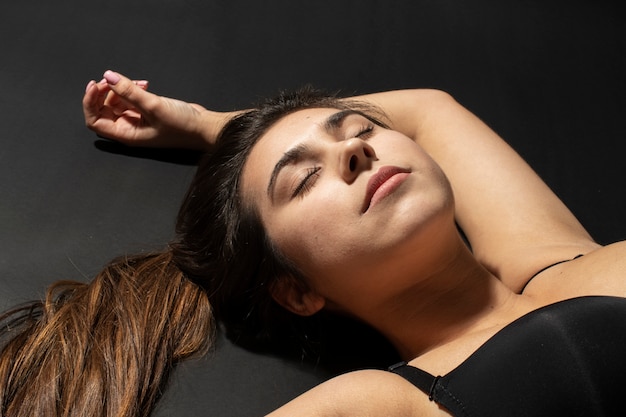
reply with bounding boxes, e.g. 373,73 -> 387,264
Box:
362,166 -> 411,213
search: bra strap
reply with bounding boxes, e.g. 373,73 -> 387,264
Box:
521,254 -> 584,292
388,361 -> 440,400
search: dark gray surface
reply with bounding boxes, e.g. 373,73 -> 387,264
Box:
1,0 -> 624,415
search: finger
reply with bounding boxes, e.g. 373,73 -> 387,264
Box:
83,79 -> 111,127
135,80 -> 149,90
102,70 -> 158,114
85,80 -> 96,93
104,80 -> 150,112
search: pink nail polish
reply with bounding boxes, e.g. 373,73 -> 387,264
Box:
103,70 -> 121,85
85,80 -> 96,93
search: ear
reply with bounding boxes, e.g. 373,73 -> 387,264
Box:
270,279 -> 325,316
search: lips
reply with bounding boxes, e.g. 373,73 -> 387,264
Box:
362,166 -> 411,213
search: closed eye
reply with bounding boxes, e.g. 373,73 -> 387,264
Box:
355,124 -> 375,139
291,166 -> 321,199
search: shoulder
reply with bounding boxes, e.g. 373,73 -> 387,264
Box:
266,369 -> 448,417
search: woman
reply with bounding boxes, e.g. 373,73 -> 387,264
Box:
84,70 -> 626,416
0,69 -> 623,416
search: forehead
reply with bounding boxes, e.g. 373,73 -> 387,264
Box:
258,107 -> 339,154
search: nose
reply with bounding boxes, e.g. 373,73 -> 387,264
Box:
338,138 -> 377,183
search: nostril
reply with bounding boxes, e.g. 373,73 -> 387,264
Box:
363,144 -> 377,159
349,155 -> 357,171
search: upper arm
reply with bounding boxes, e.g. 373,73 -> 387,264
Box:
358,89 -> 599,291
265,370 -> 432,417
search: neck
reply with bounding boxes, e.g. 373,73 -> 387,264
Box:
367,238 -> 522,360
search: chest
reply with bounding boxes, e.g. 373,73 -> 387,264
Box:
412,241 -> 626,376
407,297 -> 626,417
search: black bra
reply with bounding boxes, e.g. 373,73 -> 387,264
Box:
389,296 -> 626,416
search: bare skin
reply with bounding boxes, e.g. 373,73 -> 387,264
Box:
83,71 -> 236,150
83,71 -> 623,417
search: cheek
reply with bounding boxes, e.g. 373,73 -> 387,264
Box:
269,209 -> 332,260
265,196 -> 356,276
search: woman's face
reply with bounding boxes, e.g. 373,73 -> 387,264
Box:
241,108 -> 455,315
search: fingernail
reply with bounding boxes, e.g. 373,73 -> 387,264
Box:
85,80 -> 96,93
103,70 -> 121,85
134,80 -> 149,89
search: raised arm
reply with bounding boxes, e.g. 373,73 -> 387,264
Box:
83,70 -> 237,151
82,76 -> 599,291
356,89 -> 599,291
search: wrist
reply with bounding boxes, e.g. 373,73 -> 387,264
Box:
195,109 -> 241,152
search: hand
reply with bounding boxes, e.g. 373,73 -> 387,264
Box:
83,70 -> 228,151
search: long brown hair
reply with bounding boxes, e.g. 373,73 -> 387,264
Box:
0,252 -> 213,416
0,87 -> 387,416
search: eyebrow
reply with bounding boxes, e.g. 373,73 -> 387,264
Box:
266,109 -> 359,200
323,109 -> 361,133
266,143 -> 310,199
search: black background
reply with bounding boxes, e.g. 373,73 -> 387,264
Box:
1,1 -> 624,415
